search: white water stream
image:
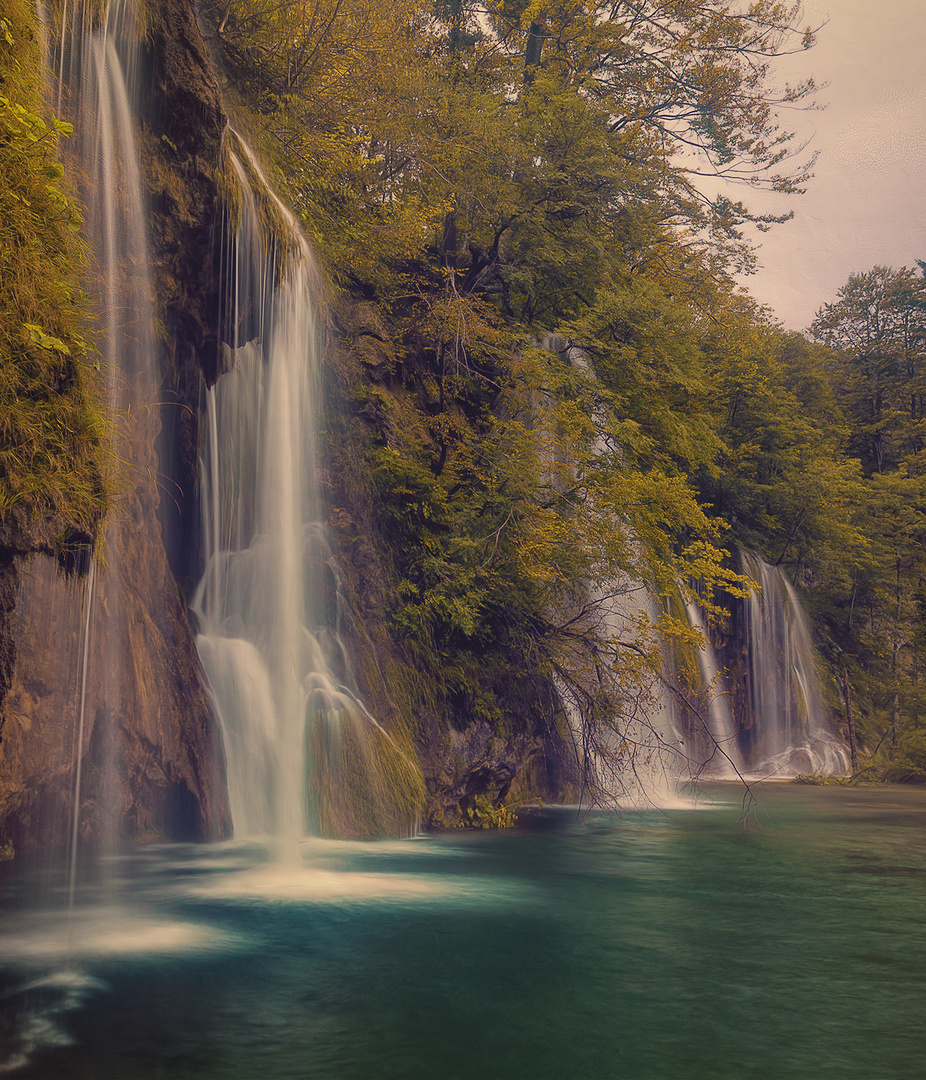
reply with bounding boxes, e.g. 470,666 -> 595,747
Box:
683,598 -> 743,779
191,140 -> 417,841
193,143 -> 320,840
739,552 -> 849,776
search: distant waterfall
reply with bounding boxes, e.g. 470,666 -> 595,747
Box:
580,584 -> 691,807
683,599 -> 743,779
193,136 -> 423,841
585,546 -> 851,790
739,552 -> 849,776
538,343 -> 682,805
544,335 -> 847,789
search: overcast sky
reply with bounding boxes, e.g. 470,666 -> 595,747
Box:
733,0 -> 926,332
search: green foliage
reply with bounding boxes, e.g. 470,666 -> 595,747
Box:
812,266 -> 926,474
563,274 -> 721,472
489,0 -> 818,193
0,0 -> 109,546
795,265 -> 926,782
213,0 -> 858,808
305,700 -> 426,839
456,794 -> 517,829
791,773 -> 855,787
883,730 -> 926,785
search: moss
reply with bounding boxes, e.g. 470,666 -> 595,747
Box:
217,127 -> 305,279
305,700 -> 426,839
0,0 -> 110,556
455,794 -> 517,829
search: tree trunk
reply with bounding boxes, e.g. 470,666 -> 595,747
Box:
524,22 -> 544,83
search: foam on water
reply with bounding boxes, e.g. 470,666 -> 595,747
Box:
0,970 -> 110,1075
0,907 -> 241,966
182,860 -> 529,907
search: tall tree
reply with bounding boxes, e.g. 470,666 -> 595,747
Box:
489,2 -> 819,193
811,266 -> 926,473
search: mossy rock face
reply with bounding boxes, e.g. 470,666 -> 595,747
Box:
0,0 -> 232,850
0,0 -> 110,748
135,0 -> 228,595
0,2 -> 110,558
322,293 -> 584,828
305,704 -> 426,839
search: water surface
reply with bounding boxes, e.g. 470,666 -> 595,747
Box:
2,784 -> 925,1078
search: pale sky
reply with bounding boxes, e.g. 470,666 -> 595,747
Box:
734,0 -> 926,331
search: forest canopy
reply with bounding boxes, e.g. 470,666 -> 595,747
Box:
196,0 -> 926,787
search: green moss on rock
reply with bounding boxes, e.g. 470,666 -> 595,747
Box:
0,0 -> 109,558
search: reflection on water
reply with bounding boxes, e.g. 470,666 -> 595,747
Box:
3,785 -> 926,1079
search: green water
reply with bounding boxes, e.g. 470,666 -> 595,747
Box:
2,784 -> 926,1079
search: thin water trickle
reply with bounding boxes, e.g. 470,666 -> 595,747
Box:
66,562 -> 96,934
192,142 -> 319,841
548,344 -> 694,806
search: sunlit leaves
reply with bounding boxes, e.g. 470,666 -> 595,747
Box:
0,0 -> 108,534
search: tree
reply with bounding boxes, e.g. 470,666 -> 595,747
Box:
489,1 -> 819,196
811,266 -> 926,473
208,0 -> 837,810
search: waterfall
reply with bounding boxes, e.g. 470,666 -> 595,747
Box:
0,0 -> 226,853
683,599 -> 743,779
66,0 -> 154,410
193,136 -> 423,842
192,140 -> 317,840
739,552 -> 849,776
542,339 -> 699,805
577,584 -> 691,807
33,0 -> 159,854
542,343 -> 847,793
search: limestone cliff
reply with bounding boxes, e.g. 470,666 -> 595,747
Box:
324,298 -> 581,827
0,0 -> 230,850
0,0 -> 581,848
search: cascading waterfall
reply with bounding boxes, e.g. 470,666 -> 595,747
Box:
0,5 -> 213,1069
594,586 -> 691,805
739,552 -> 849,776
1,0 -> 226,863
73,0 -> 154,851
193,135 -> 423,842
542,341 -> 847,794
683,599 -> 743,779
540,339 -> 693,805
56,0 -> 154,411
193,141 -> 317,840
36,0 -> 159,854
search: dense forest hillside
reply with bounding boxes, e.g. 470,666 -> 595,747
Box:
201,0 -> 926,788
3,0 -> 926,844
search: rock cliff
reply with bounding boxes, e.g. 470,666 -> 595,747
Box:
0,0 -> 581,849
0,0 -> 230,850
324,298 -> 581,827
